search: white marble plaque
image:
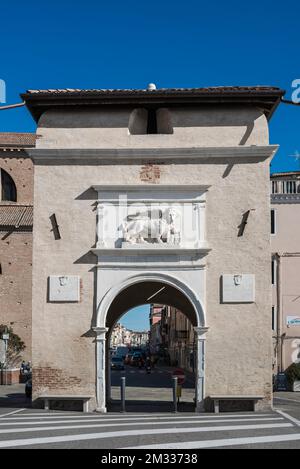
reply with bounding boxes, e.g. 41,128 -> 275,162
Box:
49,276 -> 80,302
222,274 -> 255,303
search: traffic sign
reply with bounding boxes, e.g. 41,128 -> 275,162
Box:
172,368 -> 185,385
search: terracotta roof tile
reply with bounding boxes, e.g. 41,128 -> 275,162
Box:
0,205 -> 33,228
24,86 -> 283,96
271,171 -> 300,178
21,85 -> 285,122
0,133 -> 36,148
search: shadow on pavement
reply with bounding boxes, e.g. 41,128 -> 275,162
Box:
0,388 -> 31,409
107,399 -> 195,413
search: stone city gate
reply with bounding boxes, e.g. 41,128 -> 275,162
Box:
24,85 -> 282,412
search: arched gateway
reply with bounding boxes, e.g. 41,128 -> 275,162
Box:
94,273 -> 208,412
26,85 -> 282,413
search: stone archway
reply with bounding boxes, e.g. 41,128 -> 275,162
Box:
93,273 -> 208,413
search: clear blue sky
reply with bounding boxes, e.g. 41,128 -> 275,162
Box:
120,305 -> 150,331
0,1 -> 299,172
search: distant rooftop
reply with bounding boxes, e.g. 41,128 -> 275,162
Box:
0,132 -> 36,150
21,85 -> 285,122
271,171 -> 300,178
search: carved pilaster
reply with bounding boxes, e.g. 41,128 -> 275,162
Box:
194,326 -> 209,412
93,327 -> 108,413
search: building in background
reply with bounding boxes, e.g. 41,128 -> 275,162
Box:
271,171 -> 300,372
149,304 -> 195,372
164,306 -> 195,373
110,322 -> 149,349
149,304 -> 163,354
130,330 -> 149,348
0,133 -> 35,361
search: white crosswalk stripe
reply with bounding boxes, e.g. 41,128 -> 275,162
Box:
0,417 -> 285,433
123,433 -> 300,449
0,412 -> 276,421
0,410 -> 297,449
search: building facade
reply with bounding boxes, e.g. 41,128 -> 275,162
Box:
149,304 -> 195,372
110,322 -> 149,348
271,171 -> 300,372
163,306 -> 195,373
0,133 -> 35,362
23,85 -> 284,411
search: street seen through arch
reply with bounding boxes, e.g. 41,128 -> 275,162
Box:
109,304 -> 196,412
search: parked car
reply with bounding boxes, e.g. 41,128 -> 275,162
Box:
111,356 -> 125,370
131,352 -> 143,366
25,378 -> 32,398
116,347 -> 129,359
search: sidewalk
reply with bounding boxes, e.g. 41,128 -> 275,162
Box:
274,391 -> 300,404
0,383 -> 31,408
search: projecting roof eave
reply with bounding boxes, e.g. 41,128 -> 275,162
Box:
271,171 -> 300,178
20,87 -> 286,123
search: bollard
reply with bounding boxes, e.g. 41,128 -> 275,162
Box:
172,376 -> 178,413
121,376 -> 126,413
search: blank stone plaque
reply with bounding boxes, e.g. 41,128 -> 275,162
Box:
222,274 -> 255,303
49,276 -> 80,302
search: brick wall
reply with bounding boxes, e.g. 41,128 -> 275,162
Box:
0,153 -> 33,360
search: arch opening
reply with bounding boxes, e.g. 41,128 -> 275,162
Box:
105,280 -> 199,331
97,277 -> 205,413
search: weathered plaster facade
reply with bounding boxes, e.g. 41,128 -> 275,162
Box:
24,86 -> 284,411
271,172 -> 300,372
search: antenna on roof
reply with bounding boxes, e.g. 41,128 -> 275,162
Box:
147,83 -> 157,91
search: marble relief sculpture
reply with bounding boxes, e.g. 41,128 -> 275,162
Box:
122,207 -> 180,245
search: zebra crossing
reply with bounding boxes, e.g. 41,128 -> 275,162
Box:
0,409 -> 299,449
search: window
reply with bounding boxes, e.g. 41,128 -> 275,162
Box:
128,108 -> 173,135
271,209 -> 276,235
147,109 -> 157,134
271,258 -> 276,285
0,169 -> 17,202
272,306 -> 276,331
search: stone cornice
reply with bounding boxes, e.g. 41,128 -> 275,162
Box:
91,246 -> 211,256
271,194 -> 300,204
26,145 -> 279,163
93,184 -> 210,192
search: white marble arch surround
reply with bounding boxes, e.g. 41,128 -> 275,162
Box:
92,185 -> 209,413
93,273 -> 208,413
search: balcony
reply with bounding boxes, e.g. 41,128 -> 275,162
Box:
271,179 -> 300,194
271,178 -> 300,204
